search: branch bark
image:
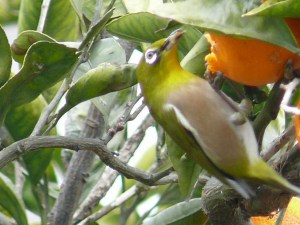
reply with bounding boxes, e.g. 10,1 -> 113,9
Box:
253,81 -> 285,146
73,115 -> 153,223
48,104 -> 104,225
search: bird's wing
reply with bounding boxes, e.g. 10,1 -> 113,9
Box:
165,79 -> 259,176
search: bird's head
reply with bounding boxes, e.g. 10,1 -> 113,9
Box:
137,29 -> 184,85
142,29 -> 184,66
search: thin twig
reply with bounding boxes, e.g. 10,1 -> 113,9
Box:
104,94 -> 143,144
79,185 -> 150,225
38,8 -> 115,135
31,80 -> 69,136
14,160 -> 25,199
37,0 -> 51,32
281,78 -> 300,115
262,125 -> 296,161
38,54 -> 91,136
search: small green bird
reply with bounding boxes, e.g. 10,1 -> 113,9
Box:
137,29 -> 300,198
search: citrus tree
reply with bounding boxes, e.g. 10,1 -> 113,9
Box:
0,0 -> 300,225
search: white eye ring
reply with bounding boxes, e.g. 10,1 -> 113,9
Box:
145,49 -> 159,65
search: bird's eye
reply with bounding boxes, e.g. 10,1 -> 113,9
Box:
145,49 -> 159,65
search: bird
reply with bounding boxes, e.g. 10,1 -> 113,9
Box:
136,29 -> 300,198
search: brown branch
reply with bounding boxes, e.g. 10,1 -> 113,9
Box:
280,78 -> 300,115
253,81 -> 285,147
0,133 -> 173,187
78,148 -> 173,225
80,185 -> 150,225
261,125 -> 295,161
48,104 -> 104,225
103,94 -> 144,144
72,115 -> 154,223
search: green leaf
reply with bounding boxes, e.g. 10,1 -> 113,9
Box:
5,97 -> 54,185
18,0 -> 42,32
23,150 -> 53,185
244,0 -> 300,17
106,12 -> 173,43
143,198 -> 207,225
87,38 -> 126,68
45,0 -> 79,41
0,25 -> 11,87
5,96 -> 47,140
78,8 -> 115,51
18,0 -> 79,41
149,0 -> 299,53
69,0 -> 85,27
0,173 -> 28,225
167,136 -> 202,197
106,12 -> 202,57
0,41 -> 77,125
56,63 -> 137,121
11,30 -> 56,63
180,34 -> 210,75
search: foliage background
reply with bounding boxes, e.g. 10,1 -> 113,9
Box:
0,0 -> 299,225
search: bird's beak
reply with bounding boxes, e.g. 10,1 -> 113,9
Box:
160,29 -> 184,52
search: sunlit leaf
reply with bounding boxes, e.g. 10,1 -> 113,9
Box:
244,0 -> 300,17
143,198 -> 207,225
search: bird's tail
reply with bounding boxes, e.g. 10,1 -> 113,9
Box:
248,160 -> 300,196
225,177 -> 255,199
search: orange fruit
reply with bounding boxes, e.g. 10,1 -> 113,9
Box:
251,197 -> 300,225
205,19 -> 300,86
294,98 -> 300,147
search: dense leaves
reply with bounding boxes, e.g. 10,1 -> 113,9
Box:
109,0 -> 299,52
0,41 -> 77,124
0,0 -> 299,224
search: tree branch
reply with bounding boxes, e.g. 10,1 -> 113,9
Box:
253,81 -> 285,146
47,104 -> 104,225
80,185 -> 149,225
73,114 -> 154,223
37,0 -> 51,32
261,125 -> 295,161
0,134 -> 173,187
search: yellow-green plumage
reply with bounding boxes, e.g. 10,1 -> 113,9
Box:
137,30 -> 300,198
